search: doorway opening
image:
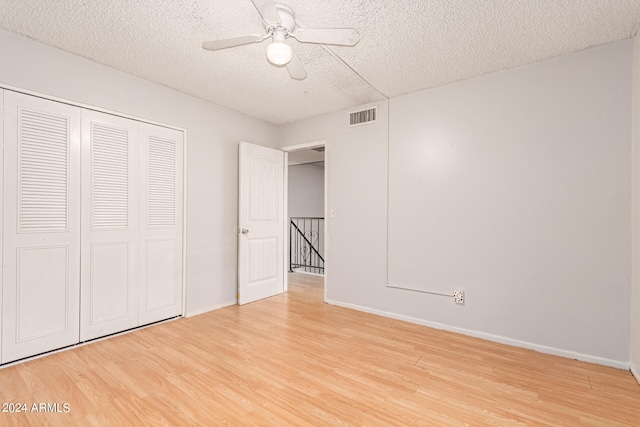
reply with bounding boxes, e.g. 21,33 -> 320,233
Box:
282,141 -> 327,301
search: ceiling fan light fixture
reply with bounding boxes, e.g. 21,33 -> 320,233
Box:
266,28 -> 292,66
266,41 -> 292,66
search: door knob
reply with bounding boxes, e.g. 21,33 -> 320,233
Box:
241,229 -> 249,234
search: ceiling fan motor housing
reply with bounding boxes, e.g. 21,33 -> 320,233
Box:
264,3 -> 296,33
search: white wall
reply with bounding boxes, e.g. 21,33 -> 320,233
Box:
279,40 -> 633,367
0,29 -> 279,316
288,163 -> 325,218
631,34 -> 640,378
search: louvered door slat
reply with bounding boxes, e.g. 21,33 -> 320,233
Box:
18,109 -> 69,232
147,136 -> 176,228
91,123 -> 129,230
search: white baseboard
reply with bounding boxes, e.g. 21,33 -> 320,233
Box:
325,298 -> 629,370
291,269 -> 324,277
630,364 -> 640,385
186,300 -> 236,318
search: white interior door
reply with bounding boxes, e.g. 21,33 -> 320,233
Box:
138,123 -> 183,325
238,141 -> 284,305
2,91 -> 81,363
80,110 -> 139,341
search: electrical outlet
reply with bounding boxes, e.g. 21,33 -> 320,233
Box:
453,289 -> 464,305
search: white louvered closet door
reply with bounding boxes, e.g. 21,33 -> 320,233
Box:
2,91 -> 81,363
80,110 -> 139,341
0,89 -> 3,363
138,123 -> 183,325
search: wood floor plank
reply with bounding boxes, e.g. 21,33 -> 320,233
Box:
1,272 -> 639,425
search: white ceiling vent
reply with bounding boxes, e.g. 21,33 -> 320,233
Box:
349,107 -> 377,127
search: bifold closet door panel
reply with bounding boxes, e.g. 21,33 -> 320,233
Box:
2,91 -> 81,363
0,89 -> 4,363
80,110 -> 139,341
138,123 -> 183,325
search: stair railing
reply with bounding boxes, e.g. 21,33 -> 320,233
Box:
289,217 -> 324,274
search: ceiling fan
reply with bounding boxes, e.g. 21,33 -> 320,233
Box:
202,0 -> 360,80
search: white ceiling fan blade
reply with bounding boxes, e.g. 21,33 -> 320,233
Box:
293,28 -> 360,46
286,52 -> 307,80
202,34 -> 266,51
250,0 -> 281,26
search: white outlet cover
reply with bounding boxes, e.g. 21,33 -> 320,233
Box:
453,289 -> 464,304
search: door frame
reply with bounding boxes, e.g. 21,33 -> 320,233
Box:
281,140 -> 328,301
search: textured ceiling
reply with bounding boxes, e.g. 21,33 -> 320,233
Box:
0,0 -> 639,124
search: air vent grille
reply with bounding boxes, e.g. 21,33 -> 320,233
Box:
349,107 -> 377,127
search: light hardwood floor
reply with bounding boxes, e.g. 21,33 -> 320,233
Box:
1,273 -> 639,426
